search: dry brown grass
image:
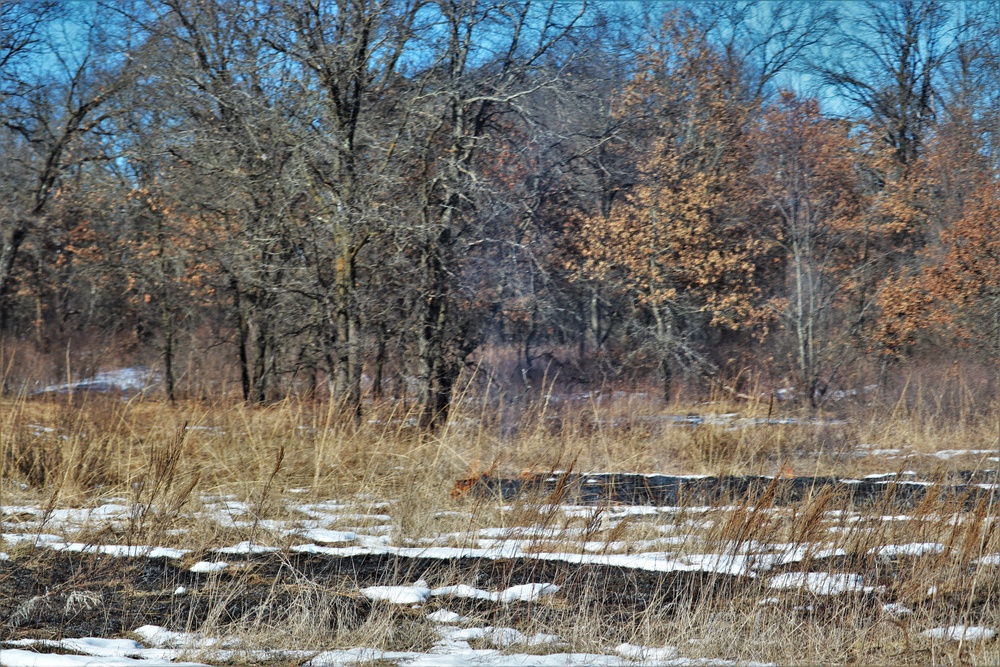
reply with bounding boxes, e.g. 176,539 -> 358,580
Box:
3,379 -> 1000,665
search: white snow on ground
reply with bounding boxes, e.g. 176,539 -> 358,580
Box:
431,584 -> 500,600
3,504 -> 137,534
930,449 -> 996,459
0,478 -> 992,667
34,367 -> 160,395
213,541 -> 278,555
434,626 -> 564,649
1,533 -> 64,546
0,644 -> 778,667
132,625 -> 225,649
298,528 -> 358,543
870,542 -> 945,558
291,536 -> 779,577
920,626 -> 996,642
479,525 -> 569,539
1,515 -> 862,579
1,629 -> 776,667
311,649 -> 625,666
767,572 -> 866,595
497,583 -> 560,603
0,649 -> 208,667
49,544 -> 189,559
361,584 -> 432,604
6,638 -> 153,658
188,561 -> 228,573
882,603 -> 913,616
362,582 -> 560,605
325,513 -> 393,523
615,643 -> 679,660
427,609 -> 464,623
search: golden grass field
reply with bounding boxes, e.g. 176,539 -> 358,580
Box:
2,374 -> 1000,665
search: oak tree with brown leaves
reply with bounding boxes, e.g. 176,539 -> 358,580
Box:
580,18 -> 770,399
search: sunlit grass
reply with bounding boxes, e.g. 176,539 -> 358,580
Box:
3,384 -> 1000,664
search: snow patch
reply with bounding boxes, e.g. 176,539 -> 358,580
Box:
870,543 -> 945,558
364,582 -> 559,605
35,367 -> 160,396
614,643 -> 679,661
0,648 -> 209,667
496,583 -> 560,603
930,449 -> 996,459
49,544 -> 188,559
768,572 -> 865,595
361,584 -> 431,604
921,626 -> 995,642
427,609 -> 464,623
431,584 -> 498,601
214,541 -> 279,555
299,529 -> 357,543
189,561 -> 228,573
882,603 -> 913,616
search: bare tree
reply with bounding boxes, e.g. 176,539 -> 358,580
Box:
386,0 -> 587,428
817,0 -> 956,171
127,0 -> 312,401
0,3 -> 133,333
263,0 -> 422,416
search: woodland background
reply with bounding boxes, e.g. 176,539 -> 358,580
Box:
2,0 -> 1000,427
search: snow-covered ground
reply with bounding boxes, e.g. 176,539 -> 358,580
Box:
0,631 -> 782,667
33,367 -> 160,396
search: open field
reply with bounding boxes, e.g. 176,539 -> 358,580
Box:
3,379 -> 1000,666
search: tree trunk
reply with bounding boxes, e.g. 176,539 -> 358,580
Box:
416,246 -> 451,430
660,357 -> 673,403
250,297 -> 274,403
0,222 -> 27,334
161,302 -> 176,403
372,325 -> 387,400
589,289 -> 601,351
232,279 -> 251,401
332,250 -> 363,420
651,303 -> 674,402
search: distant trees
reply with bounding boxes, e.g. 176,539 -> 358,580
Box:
0,3 -> 134,334
397,0 -> 587,428
4,0 -> 1000,415
752,94 -> 865,405
264,0 -> 422,416
579,17 -> 770,399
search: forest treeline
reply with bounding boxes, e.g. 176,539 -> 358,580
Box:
2,0 -> 1000,424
